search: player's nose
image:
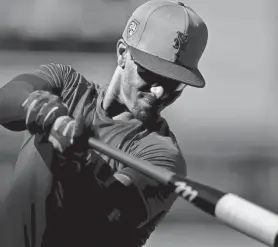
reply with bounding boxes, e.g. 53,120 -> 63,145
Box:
150,85 -> 164,99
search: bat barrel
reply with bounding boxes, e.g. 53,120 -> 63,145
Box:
215,193 -> 278,247
88,137 -> 278,246
170,174 -> 278,247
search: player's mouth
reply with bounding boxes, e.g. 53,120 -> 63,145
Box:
142,94 -> 157,106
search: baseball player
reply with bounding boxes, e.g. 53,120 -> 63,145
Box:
0,1 -> 208,246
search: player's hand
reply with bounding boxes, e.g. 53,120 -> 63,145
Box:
48,115 -> 88,155
22,90 -> 68,134
47,92 -> 97,173
48,115 -> 90,173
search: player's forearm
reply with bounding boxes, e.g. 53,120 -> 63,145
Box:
57,166 -> 148,229
103,175 -> 149,227
0,74 -> 52,131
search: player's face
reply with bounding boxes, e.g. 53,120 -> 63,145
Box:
120,52 -> 185,122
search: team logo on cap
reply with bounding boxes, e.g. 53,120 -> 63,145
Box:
127,19 -> 140,38
173,31 -> 188,59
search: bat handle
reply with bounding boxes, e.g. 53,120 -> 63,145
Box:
169,174 -> 225,215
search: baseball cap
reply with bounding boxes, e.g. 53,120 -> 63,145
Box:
122,0 -> 208,88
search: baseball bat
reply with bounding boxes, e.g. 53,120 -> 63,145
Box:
88,137 -> 278,247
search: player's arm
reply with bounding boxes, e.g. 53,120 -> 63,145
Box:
51,123 -> 185,229
0,64 -> 90,131
103,134 -> 186,228
48,115 -> 185,244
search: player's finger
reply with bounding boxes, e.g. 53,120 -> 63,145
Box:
21,97 -> 30,107
48,116 -> 75,153
74,116 -> 85,139
25,98 -> 39,126
23,92 -> 53,129
62,119 -> 75,144
37,101 -> 68,132
21,90 -> 43,108
22,90 -> 47,108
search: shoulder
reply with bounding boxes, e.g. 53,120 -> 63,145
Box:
33,63 -> 100,108
130,122 -> 186,176
34,63 -> 78,77
33,63 -> 94,89
134,116 -> 180,154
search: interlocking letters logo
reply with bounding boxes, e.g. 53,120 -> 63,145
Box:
127,19 -> 140,38
173,31 -> 188,58
174,181 -> 198,201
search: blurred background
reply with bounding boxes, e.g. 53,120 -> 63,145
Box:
0,0 -> 277,246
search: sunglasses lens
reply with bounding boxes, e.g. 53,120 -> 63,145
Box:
162,80 -> 186,92
137,64 -> 186,92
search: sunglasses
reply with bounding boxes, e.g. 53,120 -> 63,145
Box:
135,62 -> 186,92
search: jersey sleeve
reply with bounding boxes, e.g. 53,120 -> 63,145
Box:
0,63 -> 92,131
115,132 -> 186,227
33,63 -> 92,105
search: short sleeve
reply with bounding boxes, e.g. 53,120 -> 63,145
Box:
33,63 -> 93,106
115,132 -> 186,226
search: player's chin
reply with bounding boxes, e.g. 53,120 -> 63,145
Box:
135,108 -> 159,123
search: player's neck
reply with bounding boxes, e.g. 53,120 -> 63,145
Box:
102,67 -> 133,121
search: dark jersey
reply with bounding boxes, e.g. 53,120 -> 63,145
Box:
0,64 -> 186,247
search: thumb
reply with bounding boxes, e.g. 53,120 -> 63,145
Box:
74,115 -> 85,139
72,85 -> 95,138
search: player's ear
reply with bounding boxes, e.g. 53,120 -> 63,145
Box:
116,39 -> 128,69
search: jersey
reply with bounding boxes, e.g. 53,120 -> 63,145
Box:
0,64 -> 186,247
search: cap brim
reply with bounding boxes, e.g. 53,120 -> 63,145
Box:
129,46 -> 205,88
